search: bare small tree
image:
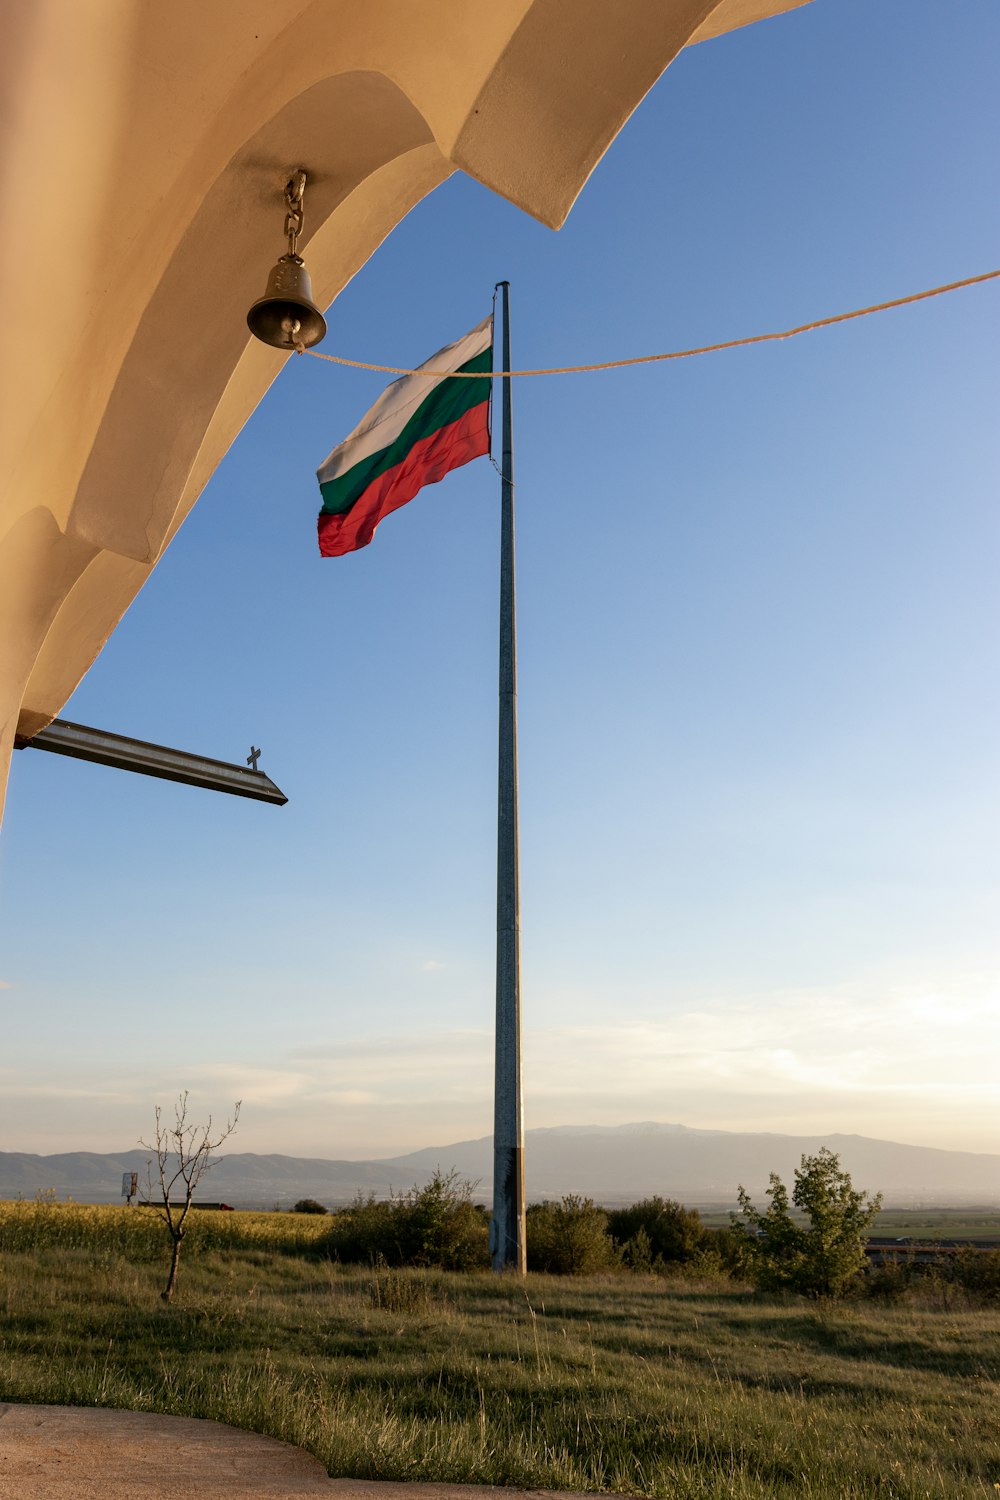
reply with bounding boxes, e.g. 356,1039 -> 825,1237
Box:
140,1091 -> 241,1302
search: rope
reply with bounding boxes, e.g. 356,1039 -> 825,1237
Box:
301,268 -> 999,378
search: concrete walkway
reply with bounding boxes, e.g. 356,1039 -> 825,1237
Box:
0,1404 -> 331,1498
0,1405 -> 607,1500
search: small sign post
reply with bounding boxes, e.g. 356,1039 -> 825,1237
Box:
121,1172 -> 138,1206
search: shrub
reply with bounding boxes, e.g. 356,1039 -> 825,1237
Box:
402,1170 -> 489,1270
954,1247 -> 1000,1299
292,1198 -> 328,1215
863,1259 -> 914,1302
325,1194 -> 397,1263
526,1196 -> 612,1275
607,1197 -> 708,1268
619,1223 -> 655,1272
322,1170 -> 489,1270
707,1223 -> 744,1273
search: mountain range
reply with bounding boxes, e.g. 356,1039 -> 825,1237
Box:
2,1122 -> 997,1208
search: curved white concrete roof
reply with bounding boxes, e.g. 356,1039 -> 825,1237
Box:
0,0 -> 810,821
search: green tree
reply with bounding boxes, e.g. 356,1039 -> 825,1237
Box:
733,1148 -> 882,1298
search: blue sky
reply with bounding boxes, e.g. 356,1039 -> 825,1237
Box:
2,0 -> 998,1161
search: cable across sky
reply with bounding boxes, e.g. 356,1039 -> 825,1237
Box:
303,267 -> 1000,378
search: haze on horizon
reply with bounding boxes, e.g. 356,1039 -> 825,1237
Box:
1,0 -> 997,1165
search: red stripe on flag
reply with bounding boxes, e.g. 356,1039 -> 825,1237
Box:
318,402 -> 490,557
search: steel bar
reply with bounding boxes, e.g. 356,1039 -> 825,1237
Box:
16,719 -> 288,805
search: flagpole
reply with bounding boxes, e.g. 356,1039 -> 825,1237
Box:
492,281 -> 526,1275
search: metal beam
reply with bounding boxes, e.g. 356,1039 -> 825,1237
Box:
15,719 -> 287,805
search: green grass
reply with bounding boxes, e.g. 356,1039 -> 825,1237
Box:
1,1221 -> 999,1498
699,1208 -> 1000,1242
871,1211 -> 1000,1242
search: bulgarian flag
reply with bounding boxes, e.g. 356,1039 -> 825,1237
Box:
317,316 -> 493,556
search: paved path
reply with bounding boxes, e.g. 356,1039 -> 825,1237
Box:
0,1404 -> 331,1498
0,1405 -> 606,1500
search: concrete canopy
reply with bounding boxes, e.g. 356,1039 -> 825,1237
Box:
0,0 -> 810,823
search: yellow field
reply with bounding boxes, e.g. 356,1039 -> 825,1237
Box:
0,1199 -> 332,1259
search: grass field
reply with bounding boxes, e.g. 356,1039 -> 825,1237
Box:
0,1197 -> 332,1258
871,1210 -> 1000,1242
698,1209 -> 1000,1242
1,1204 -> 999,1498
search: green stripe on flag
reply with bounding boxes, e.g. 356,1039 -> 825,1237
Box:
319,348 -> 492,516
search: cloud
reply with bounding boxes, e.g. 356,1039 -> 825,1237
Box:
525,976 -> 1000,1100
181,1062 -> 312,1107
513,970 -> 1000,1149
288,1029 -> 490,1069
0,1083 -> 131,1102
0,980 -> 11,990
3,970 -> 996,1158
158,970 -> 1000,1150
420,959 -> 446,972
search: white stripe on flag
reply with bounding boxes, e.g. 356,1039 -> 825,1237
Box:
317,315 -> 493,485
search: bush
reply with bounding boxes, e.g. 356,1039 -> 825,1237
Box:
526,1196 -> 612,1274
403,1170 -> 489,1270
325,1194 -> 397,1263
292,1198 -> 328,1215
618,1223 -> 655,1272
863,1259 -> 914,1302
707,1223 -> 745,1274
322,1170 -> 489,1270
954,1247 -> 1000,1299
607,1197 -> 708,1269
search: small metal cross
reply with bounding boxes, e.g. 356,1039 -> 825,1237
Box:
247,746 -> 261,772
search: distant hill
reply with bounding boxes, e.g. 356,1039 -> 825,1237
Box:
386,1123 -> 1000,1206
1,1123 -> 997,1208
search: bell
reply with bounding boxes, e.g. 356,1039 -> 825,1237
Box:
247,254 -> 327,350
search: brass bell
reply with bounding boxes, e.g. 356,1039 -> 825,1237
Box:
247,254 -> 327,350
247,169 -> 327,350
